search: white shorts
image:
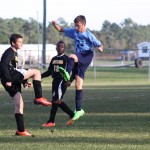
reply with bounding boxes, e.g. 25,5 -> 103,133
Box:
17,69 -> 27,76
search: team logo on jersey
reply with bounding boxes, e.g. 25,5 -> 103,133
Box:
15,56 -> 18,62
52,60 -> 63,64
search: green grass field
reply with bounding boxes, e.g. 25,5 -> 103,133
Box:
0,67 -> 150,150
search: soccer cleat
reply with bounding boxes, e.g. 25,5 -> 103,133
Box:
58,67 -> 70,81
72,109 -> 85,121
34,97 -> 52,106
66,118 -> 74,126
42,122 -> 55,127
15,130 -> 34,137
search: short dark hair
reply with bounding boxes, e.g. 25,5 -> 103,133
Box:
56,40 -> 65,46
74,15 -> 86,24
9,34 -> 23,45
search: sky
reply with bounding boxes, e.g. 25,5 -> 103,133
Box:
0,0 -> 150,30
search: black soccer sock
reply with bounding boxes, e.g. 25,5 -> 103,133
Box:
33,80 -> 42,98
75,90 -> 83,111
15,113 -> 25,132
58,101 -> 74,118
66,57 -> 75,74
48,103 -> 58,123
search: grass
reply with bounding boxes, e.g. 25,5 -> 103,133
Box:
0,67 -> 150,150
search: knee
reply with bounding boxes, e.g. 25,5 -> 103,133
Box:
75,80 -> 83,89
33,69 -> 41,79
69,54 -> 78,62
15,108 -> 23,114
35,69 -> 40,75
15,103 -> 23,114
53,100 -> 62,104
13,93 -> 24,113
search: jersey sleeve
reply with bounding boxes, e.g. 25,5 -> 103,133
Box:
0,50 -> 14,82
64,28 -> 76,39
41,60 -> 53,78
89,32 -> 102,48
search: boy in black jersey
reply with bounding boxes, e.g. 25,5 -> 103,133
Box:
0,34 -> 52,136
42,41 -> 75,127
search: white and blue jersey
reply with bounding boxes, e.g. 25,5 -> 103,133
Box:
64,28 -> 102,79
64,28 -> 101,53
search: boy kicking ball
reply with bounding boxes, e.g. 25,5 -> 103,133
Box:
0,34 -> 51,136
52,15 -> 103,122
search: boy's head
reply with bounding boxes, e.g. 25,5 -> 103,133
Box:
74,15 -> 86,32
56,41 -> 66,55
10,34 -> 23,50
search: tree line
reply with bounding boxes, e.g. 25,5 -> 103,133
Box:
0,17 -> 150,50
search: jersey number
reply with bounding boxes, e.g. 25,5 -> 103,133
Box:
54,65 -> 59,72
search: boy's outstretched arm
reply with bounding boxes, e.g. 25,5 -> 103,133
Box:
98,45 -> 103,52
52,21 -> 64,32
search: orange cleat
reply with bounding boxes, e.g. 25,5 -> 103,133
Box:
34,97 -> 52,106
66,118 -> 74,126
42,122 -> 55,127
15,130 -> 34,137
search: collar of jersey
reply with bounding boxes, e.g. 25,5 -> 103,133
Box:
56,54 -> 65,57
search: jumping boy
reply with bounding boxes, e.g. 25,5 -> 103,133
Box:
41,41 -> 75,127
52,15 -> 103,121
0,34 -> 52,136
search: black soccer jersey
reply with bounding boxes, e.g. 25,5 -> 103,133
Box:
42,54 -> 68,79
0,47 -> 18,82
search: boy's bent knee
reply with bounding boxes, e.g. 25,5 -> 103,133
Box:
69,54 -> 78,62
53,100 -> 62,104
31,69 -> 40,75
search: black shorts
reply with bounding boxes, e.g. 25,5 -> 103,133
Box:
74,51 -> 94,79
9,69 -> 24,83
52,79 -> 67,101
1,70 -> 24,97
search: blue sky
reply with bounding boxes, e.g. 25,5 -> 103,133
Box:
0,0 -> 150,30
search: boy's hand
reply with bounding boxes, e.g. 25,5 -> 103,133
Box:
52,21 -> 57,26
24,82 -> 32,89
6,82 -> 12,87
52,21 -> 64,32
98,45 -> 103,52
